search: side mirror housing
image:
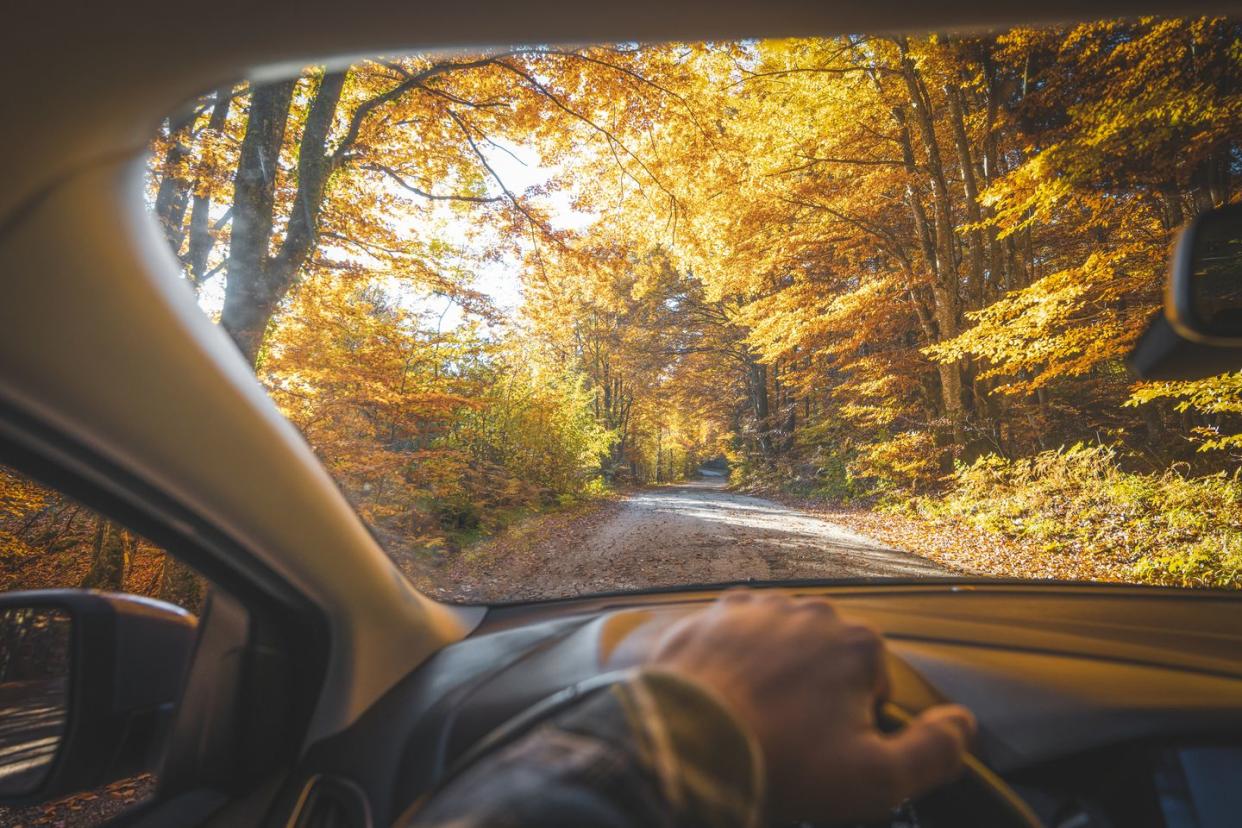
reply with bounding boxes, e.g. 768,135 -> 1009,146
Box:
0,590 -> 197,805
1129,203 -> 1242,379
1166,202 -> 1242,346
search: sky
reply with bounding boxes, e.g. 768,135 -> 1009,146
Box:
408,138 -> 595,330
196,136 -> 595,332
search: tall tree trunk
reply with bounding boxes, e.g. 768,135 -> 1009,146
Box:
220,70 -> 348,365
897,41 -> 965,438
81,518 -> 128,591
154,111 -> 198,254
159,556 -> 205,612
891,100 -> 964,435
744,355 -> 773,458
891,107 -> 941,288
185,85 -> 235,288
219,78 -> 297,364
945,83 -> 986,309
266,71 -> 349,293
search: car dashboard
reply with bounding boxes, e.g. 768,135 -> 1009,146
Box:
284,584 -> 1242,828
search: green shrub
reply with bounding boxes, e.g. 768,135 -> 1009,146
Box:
849,430 -> 946,495
907,443 -> 1242,588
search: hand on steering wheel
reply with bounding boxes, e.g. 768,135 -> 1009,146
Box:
647,589 -> 984,824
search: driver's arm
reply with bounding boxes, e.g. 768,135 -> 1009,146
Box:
404,591 -> 974,827
408,668 -> 763,828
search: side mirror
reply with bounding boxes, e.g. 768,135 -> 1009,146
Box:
0,590 -> 197,805
1129,203 -> 1242,379
1167,202 -> 1242,345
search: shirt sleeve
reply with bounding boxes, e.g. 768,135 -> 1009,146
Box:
403,669 -> 765,828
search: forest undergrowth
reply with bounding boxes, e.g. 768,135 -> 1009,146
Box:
748,443 -> 1242,588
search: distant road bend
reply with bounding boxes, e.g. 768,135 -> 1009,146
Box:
531,474 -> 949,595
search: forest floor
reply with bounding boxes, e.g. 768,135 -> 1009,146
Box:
0,776 -> 154,828
762,496 -> 1033,581
769,495 -> 1158,584
421,477 -> 952,602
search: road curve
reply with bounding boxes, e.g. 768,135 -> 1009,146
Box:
537,477 -> 948,595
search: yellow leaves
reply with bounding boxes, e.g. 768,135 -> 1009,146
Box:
851,430 -> 946,492
978,154 -> 1075,239
0,466 -> 51,561
1127,371 -> 1242,451
141,18 -> 1242,590
926,237 -> 1164,396
0,466 -> 48,521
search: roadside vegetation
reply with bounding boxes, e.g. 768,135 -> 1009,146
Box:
920,446 -> 1242,587
898,446 -> 1242,587
3,16 -> 1242,600
750,445 -> 1242,588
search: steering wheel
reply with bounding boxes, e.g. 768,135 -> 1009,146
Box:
416,673 -> 1046,828
877,701 -> 1045,828
399,616 -> 1047,828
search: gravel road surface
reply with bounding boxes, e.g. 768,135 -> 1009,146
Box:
538,478 -> 949,593
440,476 -> 949,601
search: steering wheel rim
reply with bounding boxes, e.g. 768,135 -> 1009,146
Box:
878,702 -> 1046,828
419,677 -> 1047,828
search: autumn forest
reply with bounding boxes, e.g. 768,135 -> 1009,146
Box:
3,16 -> 1242,605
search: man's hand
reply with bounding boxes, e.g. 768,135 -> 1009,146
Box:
647,589 -> 975,823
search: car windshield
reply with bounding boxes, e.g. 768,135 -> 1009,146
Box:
144,16 -> 1242,602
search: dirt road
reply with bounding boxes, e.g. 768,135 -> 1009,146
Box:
439,476 -> 949,601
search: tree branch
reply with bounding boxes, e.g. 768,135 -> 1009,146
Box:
332,53 -> 525,165
727,65 -> 886,89
535,49 -> 715,143
441,107 -> 553,236
768,155 -> 907,176
418,84 -> 508,109
491,58 -> 680,239
365,163 -> 503,203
